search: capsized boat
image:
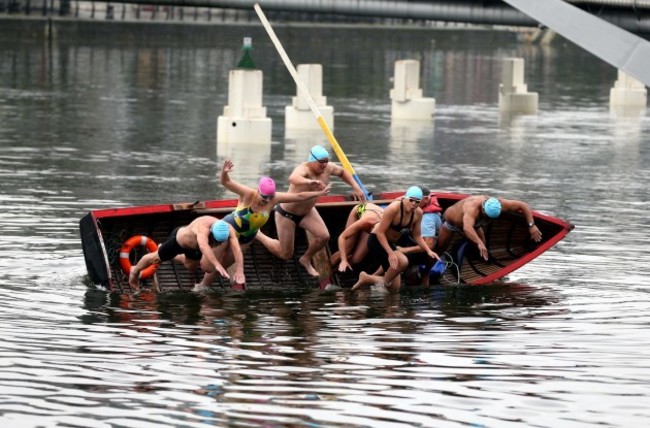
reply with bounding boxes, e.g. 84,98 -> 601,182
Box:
79,191 -> 574,292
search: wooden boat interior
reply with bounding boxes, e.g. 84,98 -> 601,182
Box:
80,191 -> 573,292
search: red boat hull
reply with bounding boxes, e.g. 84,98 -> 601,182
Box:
79,191 -> 574,292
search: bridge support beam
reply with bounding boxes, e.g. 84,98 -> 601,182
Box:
285,64 -> 334,132
610,70 -> 647,108
216,38 -> 271,147
390,59 -> 435,121
498,58 -> 538,115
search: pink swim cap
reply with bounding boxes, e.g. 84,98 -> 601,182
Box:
258,176 -> 276,196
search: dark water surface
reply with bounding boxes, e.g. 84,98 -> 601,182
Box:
1,22 -> 650,427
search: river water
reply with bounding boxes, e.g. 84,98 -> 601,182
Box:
1,20 -> 649,427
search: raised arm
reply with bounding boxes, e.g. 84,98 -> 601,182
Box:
220,160 -> 253,197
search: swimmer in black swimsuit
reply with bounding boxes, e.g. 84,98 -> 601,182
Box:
194,159 -> 332,290
351,187 -> 439,293
255,145 -> 367,278
128,216 -> 238,291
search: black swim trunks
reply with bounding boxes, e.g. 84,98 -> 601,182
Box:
157,227 -> 203,262
367,233 -> 397,271
396,233 -> 429,266
275,204 -> 305,225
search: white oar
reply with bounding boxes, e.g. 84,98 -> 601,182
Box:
253,2 -> 371,200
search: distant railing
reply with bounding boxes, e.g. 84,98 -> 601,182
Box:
0,0 -> 255,22
0,0 -> 399,25
1,0 -> 71,16
0,0 -> 476,29
2,0 -> 649,35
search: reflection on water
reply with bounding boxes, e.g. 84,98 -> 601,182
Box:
60,284 -> 581,427
284,129 -> 331,164
1,23 -> 650,427
61,280 -> 650,427
389,119 -> 435,165
217,138 -> 273,184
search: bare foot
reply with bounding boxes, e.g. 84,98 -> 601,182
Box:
128,271 -> 140,290
319,277 -> 339,291
192,283 -> 209,293
299,255 -> 319,277
351,271 -> 371,290
371,283 -> 389,293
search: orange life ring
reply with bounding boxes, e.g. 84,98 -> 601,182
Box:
119,235 -> 159,279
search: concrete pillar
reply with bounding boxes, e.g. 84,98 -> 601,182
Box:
285,64 -> 334,131
498,58 -> 538,115
390,59 -> 435,121
610,70 -> 647,108
216,38 -> 272,146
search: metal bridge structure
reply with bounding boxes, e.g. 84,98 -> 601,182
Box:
3,0 -> 650,85
152,0 -> 650,35
3,0 -> 650,36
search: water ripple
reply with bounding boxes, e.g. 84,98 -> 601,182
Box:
2,25 -> 650,428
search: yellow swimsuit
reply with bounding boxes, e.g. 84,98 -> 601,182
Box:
223,205 -> 270,244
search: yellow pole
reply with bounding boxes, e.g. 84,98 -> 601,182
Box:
253,2 -> 370,198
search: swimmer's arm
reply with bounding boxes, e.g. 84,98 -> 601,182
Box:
220,160 -> 251,197
197,227 -> 221,269
274,184 -> 332,203
334,166 -> 367,203
338,219 -> 371,261
462,213 -> 484,247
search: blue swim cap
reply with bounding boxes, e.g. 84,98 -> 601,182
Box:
483,197 -> 502,219
211,220 -> 230,242
308,145 -> 329,162
405,186 -> 423,200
